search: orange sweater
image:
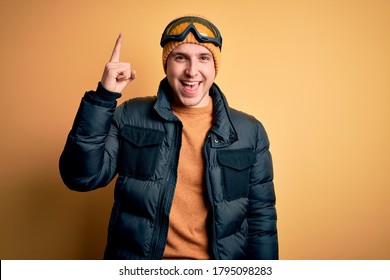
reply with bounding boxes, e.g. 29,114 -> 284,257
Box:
163,97 -> 213,259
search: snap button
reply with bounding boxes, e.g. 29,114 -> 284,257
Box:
214,139 -> 219,143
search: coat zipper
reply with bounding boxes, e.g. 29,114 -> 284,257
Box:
203,133 -> 220,259
150,122 -> 182,259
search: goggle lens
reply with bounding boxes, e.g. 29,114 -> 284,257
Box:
161,16 -> 222,49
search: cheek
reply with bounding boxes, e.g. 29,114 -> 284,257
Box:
166,67 -> 176,85
166,67 -> 183,92
204,68 -> 216,82
200,62 -> 216,80
166,63 -> 181,80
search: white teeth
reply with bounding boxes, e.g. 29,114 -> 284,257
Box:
183,81 -> 199,86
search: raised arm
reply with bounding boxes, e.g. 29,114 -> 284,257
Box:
59,34 -> 135,191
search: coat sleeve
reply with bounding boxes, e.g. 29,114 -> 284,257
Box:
247,121 -> 279,259
59,83 -> 123,191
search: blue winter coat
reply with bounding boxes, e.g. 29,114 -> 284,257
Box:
59,78 -> 278,259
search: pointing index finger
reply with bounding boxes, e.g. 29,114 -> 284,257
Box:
110,33 -> 122,62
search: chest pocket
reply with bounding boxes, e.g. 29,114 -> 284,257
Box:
118,125 -> 165,180
217,148 -> 256,201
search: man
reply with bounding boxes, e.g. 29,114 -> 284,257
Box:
59,16 -> 278,260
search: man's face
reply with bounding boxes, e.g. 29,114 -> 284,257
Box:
166,43 -> 216,108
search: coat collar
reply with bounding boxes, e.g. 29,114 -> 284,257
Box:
153,78 -> 238,148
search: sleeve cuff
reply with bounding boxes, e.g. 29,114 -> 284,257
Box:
95,82 -> 122,101
83,82 -> 122,108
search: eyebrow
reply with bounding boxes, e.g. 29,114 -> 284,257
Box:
171,51 -> 212,57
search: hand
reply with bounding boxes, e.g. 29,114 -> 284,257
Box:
100,33 -> 136,93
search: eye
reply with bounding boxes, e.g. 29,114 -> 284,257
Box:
200,55 -> 212,62
174,54 -> 186,61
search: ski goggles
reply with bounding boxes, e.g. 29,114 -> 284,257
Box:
160,16 -> 222,49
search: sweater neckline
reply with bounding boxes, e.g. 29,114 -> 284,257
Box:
172,96 -> 213,115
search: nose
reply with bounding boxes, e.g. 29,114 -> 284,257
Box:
185,59 -> 198,77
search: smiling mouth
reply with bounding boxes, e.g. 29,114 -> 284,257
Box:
181,81 -> 201,91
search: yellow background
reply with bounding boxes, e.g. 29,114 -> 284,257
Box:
0,0 -> 389,259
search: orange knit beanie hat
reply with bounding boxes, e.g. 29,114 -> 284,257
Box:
161,16 -> 222,76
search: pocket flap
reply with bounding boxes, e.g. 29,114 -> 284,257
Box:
120,126 -> 165,147
217,148 -> 256,171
